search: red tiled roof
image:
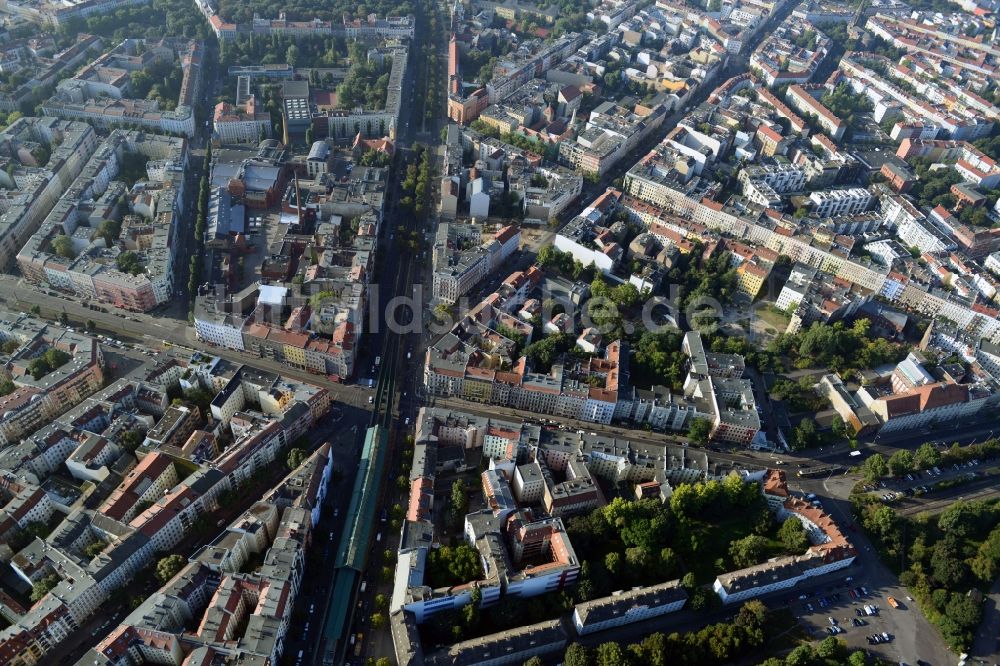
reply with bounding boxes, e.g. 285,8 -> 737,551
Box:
880,382 -> 969,418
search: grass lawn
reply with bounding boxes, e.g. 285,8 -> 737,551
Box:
757,304 -> 792,331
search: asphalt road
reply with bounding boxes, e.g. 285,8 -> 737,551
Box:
283,419 -> 369,662
0,275 -> 376,409
9,266 -> 994,665
303,2 -> 449,661
47,370 -> 367,663
540,0 -> 799,233
5,1 -> 990,662
971,577 -> 1000,662
800,470 -> 956,665
891,469 -> 999,517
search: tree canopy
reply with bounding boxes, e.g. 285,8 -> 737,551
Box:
687,417 -> 712,446
336,46 -> 392,110
286,447 -> 308,470
560,598 -> 789,666
777,516 -> 810,552
770,376 -> 826,413
888,450 -> 915,476
28,348 -> 71,380
819,82 -> 873,129
536,246 -> 593,281
116,251 -> 144,275
862,453 -> 888,481
50,234 -> 75,259
30,574 -> 61,602
907,161 -> 963,211
155,554 -> 186,584
93,218 -> 123,246
914,442 -> 941,469
768,319 -> 907,374
215,0 -> 414,23
524,333 -> 577,372
857,491 -> 1000,651
118,429 -> 147,452
630,330 -> 685,391
425,544 -> 483,587
791,417 -> 820,451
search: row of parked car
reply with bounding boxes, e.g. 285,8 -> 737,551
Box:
903,467 -> 942,482
881,460 -> 987,503
856,604 -> 880,617
803,590 -> 841,612
868,631 -> 893,645
848,585 -> 869,600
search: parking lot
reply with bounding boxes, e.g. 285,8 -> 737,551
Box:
794,584 -> 890,638
858,458 -> 992,507
789,574 -> 950,664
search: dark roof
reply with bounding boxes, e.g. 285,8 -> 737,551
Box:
573,579 -> 687,626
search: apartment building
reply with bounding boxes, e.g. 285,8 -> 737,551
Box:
66,448 -> 331,666
0,357 -> 332,665
861,377 -> 998,435
785,84 -> 845,141
682,331 -> 760,444
880,162 -> 916,194
738,162 -> 806,206
882,195 -> 955,254
432,224 -> 520,303
0,118 -> 98,270
448,32 -> 584,123
785,272 -> 869,335
424,618 -> 568,666
395,400 -> 737,634
736,260 -> 771,298
425,327 -> 627,426
100,451 -> 179,523
775,263 -> 818,311
572,579 -> 687,635
0,319 -> 105,447
808,187 -> 873,217
558,103 -> 667,177
626,176 -> 980,332
143,405 -> 201,451
16,131 -> 187,311
63,434 -> 121,482
213,95 -> 271,144
749,16 -> 830,87
553,190 -> 624,275
714,472 -> 856,604
848,25 -> 996,140
193,0 -> 413,42
896,139 -> 1000,189
509,164 -> 583,222
0,486 -> 56,543
42,39 -> 201,137
2,0 -> 153,27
